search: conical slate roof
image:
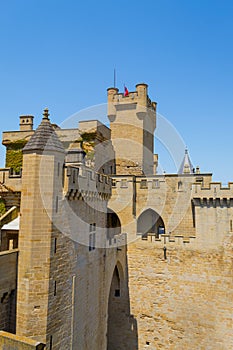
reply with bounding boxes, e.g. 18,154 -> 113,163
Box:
23,108 -> 65,154
178,149 -> 194,174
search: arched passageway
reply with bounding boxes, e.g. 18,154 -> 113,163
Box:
107,265 -> 122,350
107,209 -> 121,241
107,262 -> 139,350
137,208 -> 165,239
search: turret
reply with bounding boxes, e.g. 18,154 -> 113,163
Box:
16,108 -> 65,345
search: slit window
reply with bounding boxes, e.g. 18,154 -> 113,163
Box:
89,223 -> 96,251
54,238 -> 57,254
50,335 -> 53,350
54,281 -> 57,296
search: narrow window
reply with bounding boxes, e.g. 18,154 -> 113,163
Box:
55,196 -> 58,213
57,162 -> 60,177
230,220 -> 233,232
92,232 -> 96,250
54,281 -> 57,296
178,181 -> 182,190
89,234 -> 92,251
89,224 -> 96,251
112,179 -> 116,187
54,238 -> 57,254
50,335 -> 53,350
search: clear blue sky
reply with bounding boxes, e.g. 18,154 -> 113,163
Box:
0,0 -> 233,183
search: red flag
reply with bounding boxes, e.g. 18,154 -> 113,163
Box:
124,86 -> 129,96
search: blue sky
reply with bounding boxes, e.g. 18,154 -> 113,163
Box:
0,0 -> 233,183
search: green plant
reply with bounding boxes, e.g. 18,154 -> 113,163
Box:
5,139 -> 28,172
80,132 -> 97,142
0,199 -> 6,216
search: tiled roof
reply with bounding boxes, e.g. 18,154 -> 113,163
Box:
23,108 -> 65,154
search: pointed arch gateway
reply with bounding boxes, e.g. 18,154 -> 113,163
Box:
107,264 -> 123,350
137,208 -> 165,239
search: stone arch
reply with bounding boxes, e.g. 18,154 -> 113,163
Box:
137,208 -> 165,239
107,208 -> 121,240
107,262 -> 124,350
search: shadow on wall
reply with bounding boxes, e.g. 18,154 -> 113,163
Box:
107,254 -> 138,350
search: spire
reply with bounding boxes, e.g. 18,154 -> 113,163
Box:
43,107 -> 50,120
178,148 -> 194,174
23,108 -> 65,154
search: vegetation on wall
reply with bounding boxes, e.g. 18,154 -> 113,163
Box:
0,199 -> 6,217
79,132 -> 96,162
80,132 -> 97,142
5,139 -> 28,172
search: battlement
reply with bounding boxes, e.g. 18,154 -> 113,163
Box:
64,164 -> 112,200
136,233 -> 196,247
106,232 -> 127,248
107,83 -> 157,110
192,182 -> 233,201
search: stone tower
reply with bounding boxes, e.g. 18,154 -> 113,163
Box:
107,83 -> 157,175
16,108 -> 65,344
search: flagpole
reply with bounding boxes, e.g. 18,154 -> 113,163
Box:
114,68 -> 116,88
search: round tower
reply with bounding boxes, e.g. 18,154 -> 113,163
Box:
16,108 -> 65,345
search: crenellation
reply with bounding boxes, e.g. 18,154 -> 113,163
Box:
192,181 -> 233,199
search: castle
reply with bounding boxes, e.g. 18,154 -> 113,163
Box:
0,83 -> 232,349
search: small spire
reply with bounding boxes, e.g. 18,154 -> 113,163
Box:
43,108 -> 50,120
178,148 -> 194,174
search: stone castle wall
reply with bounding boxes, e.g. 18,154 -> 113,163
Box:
0,249 -> 18,334
127,236 -> 233,350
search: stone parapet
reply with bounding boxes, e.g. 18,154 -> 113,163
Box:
64,164 -> 112,200
136,233 -> 196,246
192,182 -> 233,205
0,331 -> 45,350
106,232 -> 127,248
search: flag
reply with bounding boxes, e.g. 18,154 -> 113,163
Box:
124,86 -> 129,96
